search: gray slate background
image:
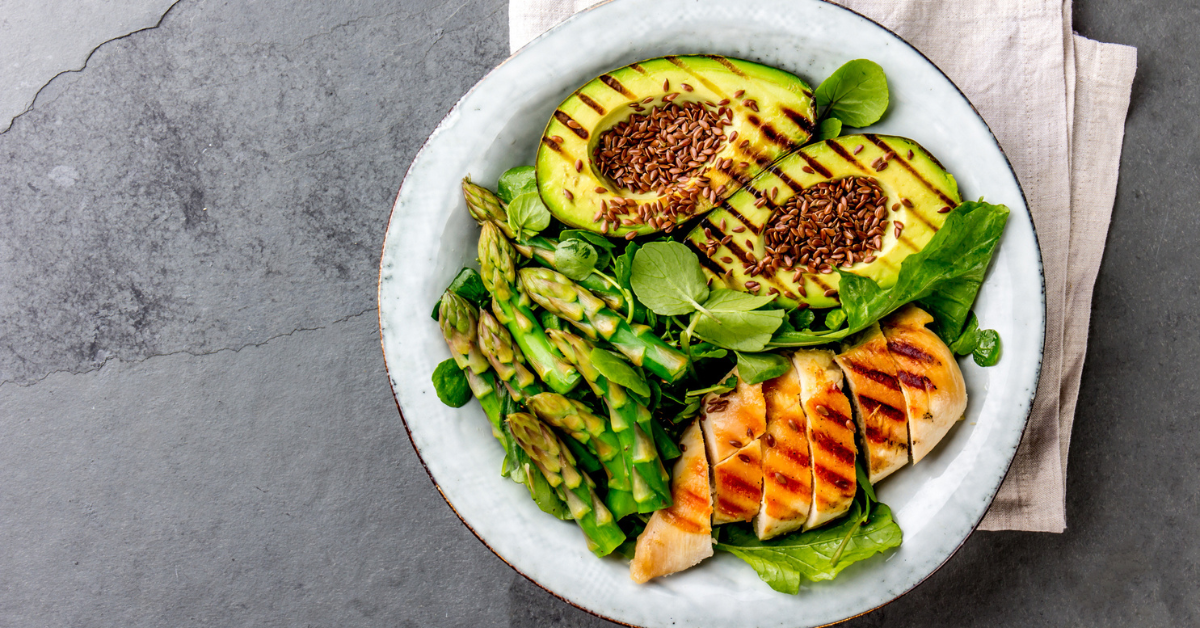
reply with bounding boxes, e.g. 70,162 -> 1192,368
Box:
0,0 -> 1194,625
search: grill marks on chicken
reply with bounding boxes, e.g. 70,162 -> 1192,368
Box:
792,349 -> 858,531
700,368 -> 766,465
754,364 -> 815,540
836,323 -> 910,483
711,441 -> 764,525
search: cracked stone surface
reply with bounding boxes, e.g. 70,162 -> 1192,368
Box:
0,0 -> 1197,625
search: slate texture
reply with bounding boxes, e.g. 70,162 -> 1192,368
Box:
0,0 -> 1195,626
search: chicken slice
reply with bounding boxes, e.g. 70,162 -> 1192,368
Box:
711,440 -> 763,525
700,368 -> 766,466
753,362 -> 814,541
630,419 -> 713,583
880,305 -> 968,464
792,349 -> 858,531
835,323 -> 910,484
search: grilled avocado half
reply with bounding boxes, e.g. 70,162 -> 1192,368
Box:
535,55 -> 816,237
686,134 -> 961,309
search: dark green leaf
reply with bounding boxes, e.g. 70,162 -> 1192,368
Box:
650,418 -> 683,460
497,165 -> 537,204
507,192 -> 551,240
448,268 -> 490,308
673,398 -> 703,423
590,348 -> 651,397
693,290 -> 785,352
630,242 -> 710,316
770,201 -> 1009,347
790,308 -> 816,331
691,344 -> 729,360
818,117 -> 843,140
814,59 -> 889,128
947,312 -> 980,355
715,503 -> 903,593
824,308 -> 848,331
554,239 -> 599,280
737,352 -> 791,384
973,329 -> 1002,366
614,242 -> 639,290
432,359 -> 472,408
561,229 -> 616,253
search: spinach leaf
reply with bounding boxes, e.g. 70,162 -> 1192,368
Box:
497,166 -> 537,203
693,289 -> 786,352
432,359 -> 472,407
973,329 -> 1002,366
818,117 -> 842,141
507,192 -> 551,241
630,242 -> 710,316
948,311 -> 981,354
770,201 -> 1009,347
737,352 -> 791,384
430,268 -> 491,320
814,59 -> 889,128
590,348 -> 651,397
714,502 -> 902,594
554,239 -> 599,280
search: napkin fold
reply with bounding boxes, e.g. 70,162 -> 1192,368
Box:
508,0 -> 1135,532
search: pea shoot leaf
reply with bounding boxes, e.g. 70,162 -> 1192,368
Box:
554,239 -> 599,280
507,192 -> 551,241
430,268 -> 491,320
693,289 -> 786,352
818,117 -> 843,141
814,59 -> 890,128
630,242 -> 710,316
432,359 -> 472,407
497,166 -> 537,203
737,352 -> 791,384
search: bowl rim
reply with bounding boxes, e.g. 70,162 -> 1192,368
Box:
376,0 -> 1046,624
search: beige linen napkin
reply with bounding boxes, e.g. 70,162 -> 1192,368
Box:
508,0 -> 1135,532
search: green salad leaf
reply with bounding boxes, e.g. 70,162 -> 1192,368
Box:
814,59 -> 889,128
824,308 -> 848,331
693,289 -> 786,352
973,329 -> 1002,366
650,419 -> 683,460
948,311 -> 981,354
560,229 -> 615,271
715,502 -> 903,594
818,117 -> 842,141
507,192 -> 552,240
554,239 -> 599,280
497,166 -> 537,203
432,359 -> 472,407
770,200 -> 1009,347
630,241 -> 711,315
737,352 -> 791,384
430,268 -> 491,320
590,348 -> 651,397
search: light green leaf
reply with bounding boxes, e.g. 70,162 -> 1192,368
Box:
497,166 -> 537,203
693,290 -> 785,352
685,374 -> 739,399
814,59 -> 889,128
554,239 -> 599,280
824,308 -> 847,331
432,359 -> 472,407
507,192 -> 551,240
590,348 -> 651,397
630,242 -> 710,316
737,352 -> 791,384
818,117 -> 842,141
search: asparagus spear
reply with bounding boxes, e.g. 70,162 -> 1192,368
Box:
525,392 -> 638,521
477,309 -> 544,402
507,412 -> 626,557
548,329 -> 672,513
519,267 -> 690,382
478,222 -> 581,394
462,178 -> 626,312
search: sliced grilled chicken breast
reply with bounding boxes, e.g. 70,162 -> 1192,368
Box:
712,440 -> 763,525
836,323 -> 910,484
630,419 -> 713,583
700,368 -> 766,466
792,349 -> 858,532
753,362 -> 814,541
880,305 -> 968,464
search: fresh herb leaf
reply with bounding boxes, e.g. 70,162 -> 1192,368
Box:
590,348 -> 651,397
714,502 -> 903,594
630,242 -> 711,316
818,117 -> 843,141
973,329 -> 1002,366
507,192 -> 551,241
789,308 -> 816,332
693,289 -> 786,352
737,352 -> 791,384
770,201 -> 1009,347
430,268 -> 491,320
824,308 -> 848,331
691,344 -> 729,360
554,239 -> 599,280
561,229 -> 616,254
614,242 -> 639,290
497,165 -> 537,203
814,59 -> 889,128
432,359 -> 472,407
673,398 -> 703,423
948,312 -> 981,355
685,374 -> 739,399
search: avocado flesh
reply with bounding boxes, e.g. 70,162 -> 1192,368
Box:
686,134 -> 961,309
536,55 -> 816,237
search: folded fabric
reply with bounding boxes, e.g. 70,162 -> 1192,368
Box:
507,0 -> 1136,532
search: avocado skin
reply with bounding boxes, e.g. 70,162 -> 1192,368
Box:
536,55 -> 816,237
686,134 -> 961,309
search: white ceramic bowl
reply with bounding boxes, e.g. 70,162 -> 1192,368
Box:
378,0 -> 1045,625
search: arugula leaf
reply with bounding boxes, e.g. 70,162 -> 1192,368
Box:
814,59 -> 889,128
824,308 -> 848,331
507,192 -> 551,241
818,117 -> 842,141
715,502 -> 903,594
554,239 -> 599,280
432,359 -> 472,407
973,329 -> 1002,366
630,242 -> 710,316
497,166 -> 537,203
693,289 -> 786,352
770,201 -> 1009,347
590,348 -> 651,397
737,352 -> 791,384
430,268 -> 491,320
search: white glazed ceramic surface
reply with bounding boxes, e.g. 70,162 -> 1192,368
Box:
379,0 -> 1045,625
